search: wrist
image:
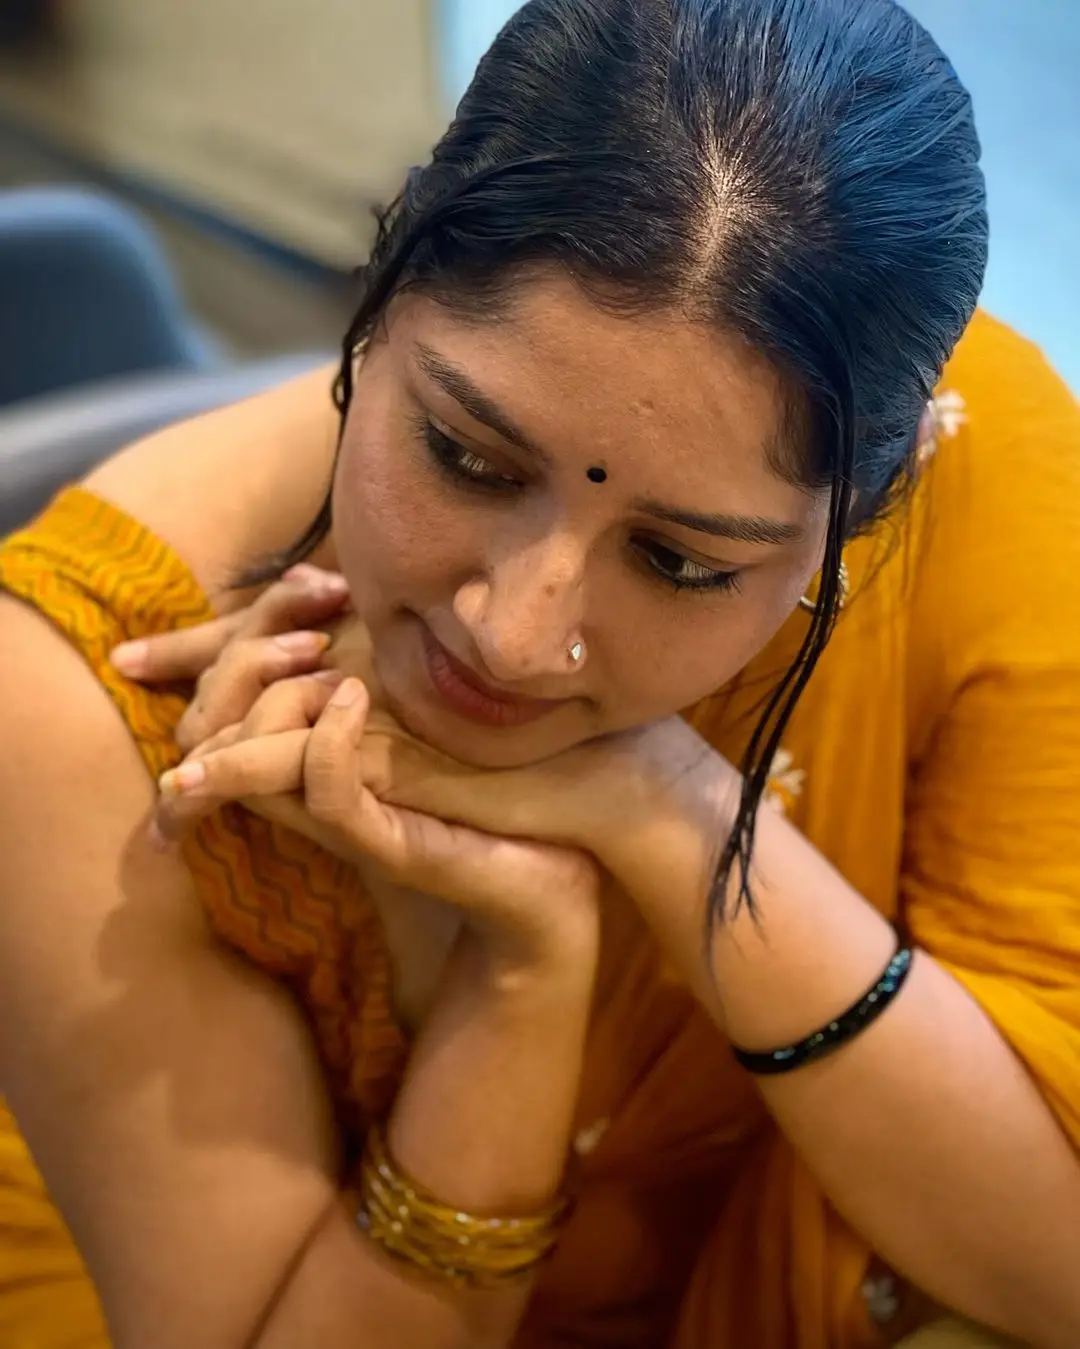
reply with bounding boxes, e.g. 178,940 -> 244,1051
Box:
585,722 -> 741,1006
464,919 -> 600,1008
388,924 -> 593,1216
600,722 -> 738,905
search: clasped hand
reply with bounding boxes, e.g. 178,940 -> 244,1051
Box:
116,566 -> 738,982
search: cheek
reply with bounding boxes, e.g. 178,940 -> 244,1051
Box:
331,410 -> 475,612
608,581 -> 805,723
621,625 -> 750,712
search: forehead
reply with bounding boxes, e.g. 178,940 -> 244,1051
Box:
392,272 -> 804,511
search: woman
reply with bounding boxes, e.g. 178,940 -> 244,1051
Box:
0,0 -> 1077,1346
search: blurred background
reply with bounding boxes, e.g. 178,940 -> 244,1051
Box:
0,0 -> 1075,403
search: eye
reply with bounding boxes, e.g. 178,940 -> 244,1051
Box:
633,538 -> 742,595
418,418 -> 522,492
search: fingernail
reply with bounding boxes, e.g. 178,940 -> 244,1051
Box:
160,761 -> 207,796
313,668 -> 346,684
286,564 -> 347,596
111,640 -> 148,674
313,574 -> 349,599
148,819 -> 176,853
330,678 -> 364,709
275,631 -> 330,654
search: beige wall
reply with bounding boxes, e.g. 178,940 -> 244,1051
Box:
0,0 -> 448,265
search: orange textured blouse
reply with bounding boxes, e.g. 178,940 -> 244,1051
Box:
1,310 -> 1079,1349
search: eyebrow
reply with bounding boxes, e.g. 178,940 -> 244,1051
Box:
632,498 -> 805,545
415,343 -> 803,547
416,344 -> 552,465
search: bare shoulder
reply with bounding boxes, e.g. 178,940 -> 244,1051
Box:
0,593 -> 339,1345
85,362 -> 341,611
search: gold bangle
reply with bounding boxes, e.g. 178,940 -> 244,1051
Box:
356,1121 -> 568,1290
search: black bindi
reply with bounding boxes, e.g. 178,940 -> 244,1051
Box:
586,465 -> 608,485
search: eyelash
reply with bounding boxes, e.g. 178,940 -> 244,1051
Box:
632,541 -> 743,595
421,418 -> 523,492
416,417 -> 742,596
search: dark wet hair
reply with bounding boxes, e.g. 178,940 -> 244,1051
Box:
260,0 -> 987,920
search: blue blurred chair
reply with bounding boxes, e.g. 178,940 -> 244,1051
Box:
0,186 -> 220,407
0,187 -> 332,534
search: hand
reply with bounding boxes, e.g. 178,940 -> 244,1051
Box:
117,567 -> 634,881
366,714 -> 742,994
161,682 -> 733,996
157,674 -> 603,974
128,575 -> 729,981
111,564 -> 353,753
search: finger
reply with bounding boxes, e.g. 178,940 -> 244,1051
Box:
164,661 -> 344,819
356,732 -> 537,841
111,613 -> 242,682
242,790 -> 345,856
239,568 -> 350,640
301,679 -> 400,862
155,729 -> 310,841
238,669 -> 345,740
302,679 -> 370,824
183,719 -> 244,761
178,671 -> 340,766
161,668 -> 342,846
113,568 -> 348,683
175,634 -> 335,754
364,730 -> 589,849
302,681 -> 434,880
281,563 -> 349,592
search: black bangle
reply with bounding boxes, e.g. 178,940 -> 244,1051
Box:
732,942 -> 915,1076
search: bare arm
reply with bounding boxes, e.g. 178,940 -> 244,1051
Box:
592,731 -> 1080,1349
84,362 -> 342,606
0,598 -> 592,1349
257,933 -> 594,1349
706,808 -> 1080,1348
334,694 -> 1080,1347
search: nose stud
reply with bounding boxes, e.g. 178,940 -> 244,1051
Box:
568,641 -> 586,666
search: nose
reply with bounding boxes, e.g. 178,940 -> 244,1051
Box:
452,534 -> 586,683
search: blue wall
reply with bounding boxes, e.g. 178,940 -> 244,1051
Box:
438,1 -> 1079,389
437,1 -> 523,107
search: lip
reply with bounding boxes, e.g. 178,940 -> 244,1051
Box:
420,624 -> 569,728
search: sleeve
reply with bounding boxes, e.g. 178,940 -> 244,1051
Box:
901,314 -> 1080,1151
903,659 -> 1080,1147
667,319 -> 1080,1349
0,485 -> 211,782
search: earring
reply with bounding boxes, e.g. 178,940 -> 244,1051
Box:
798,559 -> 850,615
568,641 -> 586,666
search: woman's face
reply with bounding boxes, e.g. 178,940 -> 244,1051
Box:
331,273 -> 828,769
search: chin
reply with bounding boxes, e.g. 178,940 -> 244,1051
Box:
390,693 -> 588,771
